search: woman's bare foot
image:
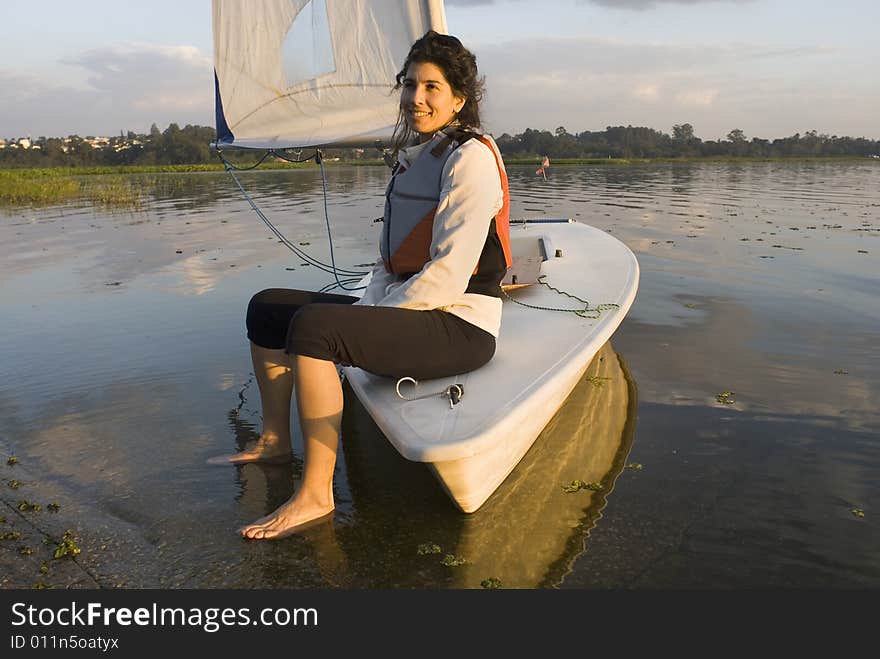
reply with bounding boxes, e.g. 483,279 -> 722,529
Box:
206,437 -> 292,465
238,491 -> 334,540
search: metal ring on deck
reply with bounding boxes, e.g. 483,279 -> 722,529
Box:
396,376 -> 418,400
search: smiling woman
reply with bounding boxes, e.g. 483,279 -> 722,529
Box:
392,31 -> 484,148
399,61 -> 465,140
217,30 -> 513,541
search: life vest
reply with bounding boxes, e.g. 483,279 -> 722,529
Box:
380,128 -> 512,298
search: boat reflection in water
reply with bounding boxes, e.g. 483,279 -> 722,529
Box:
227,341 -> 635,588
332,340 -> 638,588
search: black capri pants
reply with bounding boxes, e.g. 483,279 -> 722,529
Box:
246,289 -> 496,380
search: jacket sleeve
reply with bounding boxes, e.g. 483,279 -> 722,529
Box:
353,259 -> 398,306
375,139 -> 503,310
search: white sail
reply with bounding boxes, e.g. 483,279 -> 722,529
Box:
213,0 -> 447,149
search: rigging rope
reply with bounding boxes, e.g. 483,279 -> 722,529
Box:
216,147 -> 368,290
215,148 -> 619,309
501,275 -> 620,319
316,151 -> 367,291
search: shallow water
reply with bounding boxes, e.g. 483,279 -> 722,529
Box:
1,161 -> 878,588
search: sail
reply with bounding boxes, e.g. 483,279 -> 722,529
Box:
213,0 -> 448,149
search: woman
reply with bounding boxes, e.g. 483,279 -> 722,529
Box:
214,31 -> 511,540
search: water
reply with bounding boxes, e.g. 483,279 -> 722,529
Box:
1,161 -> 878,588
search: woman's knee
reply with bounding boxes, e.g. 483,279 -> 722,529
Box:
286,304 -> 336,359
248,288 -> 290,310
246,289 -> 301,349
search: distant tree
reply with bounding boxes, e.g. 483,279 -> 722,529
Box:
4,120 -> 880,169
673,123 -> 694,141
750,137 -> 770,157
726,128 -> 747,156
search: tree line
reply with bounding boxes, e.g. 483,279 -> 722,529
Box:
2,122 -> 878,168
497,125 -> 880,159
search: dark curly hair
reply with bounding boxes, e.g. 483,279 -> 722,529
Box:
392,31 -> 485,150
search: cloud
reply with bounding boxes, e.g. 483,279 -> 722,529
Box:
448,0 -> 750,8
674,89 -> 718,106
67,43 -> 212,114
581,0 -> 752,10
0,43 -> 213,137
633,84 -> 660,100
473,36 -> 875,140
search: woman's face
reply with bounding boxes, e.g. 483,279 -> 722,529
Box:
399,61 -> 466,142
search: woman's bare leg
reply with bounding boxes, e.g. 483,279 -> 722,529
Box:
208,343 -> 294,464
238,355 -> 341,539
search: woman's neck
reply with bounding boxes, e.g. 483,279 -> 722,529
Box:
417,119 -> 463,143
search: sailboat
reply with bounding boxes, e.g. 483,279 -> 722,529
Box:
212,0 -> 640,512
338,342 -> 638,588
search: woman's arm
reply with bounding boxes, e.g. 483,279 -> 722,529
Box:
376,139 -> 503,310
354,259 -> 398,306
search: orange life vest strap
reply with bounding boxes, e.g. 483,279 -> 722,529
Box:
473,135 -> 513,269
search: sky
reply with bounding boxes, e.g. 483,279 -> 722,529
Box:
1,0 -> 878,141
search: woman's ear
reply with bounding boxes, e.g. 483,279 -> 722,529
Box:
454,97 -> 466,114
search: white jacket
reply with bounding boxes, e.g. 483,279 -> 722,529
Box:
357,134 -> 505,337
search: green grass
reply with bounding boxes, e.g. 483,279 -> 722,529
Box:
0,160 -> 390,208
0,170 -> 144,207
0,162 -> 311,208
0,170 -> 81,205
81,176 -> 145,209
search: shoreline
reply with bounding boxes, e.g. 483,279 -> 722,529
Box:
1,154 -> 876,174
2,156 -> 876,208
1,439 -> 162,589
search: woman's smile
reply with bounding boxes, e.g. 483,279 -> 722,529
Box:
400,61 -> 466,141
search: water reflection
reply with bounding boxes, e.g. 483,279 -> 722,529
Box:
1,161 -> 877,588
230,342 -> 636,588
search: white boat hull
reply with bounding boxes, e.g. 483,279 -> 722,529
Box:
344,220 -> 639,512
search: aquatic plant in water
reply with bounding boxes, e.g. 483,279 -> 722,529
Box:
416,542 -> 442,555
562,480 -> 603,493
440,554 -> 466,567
52,531 -> 81,559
